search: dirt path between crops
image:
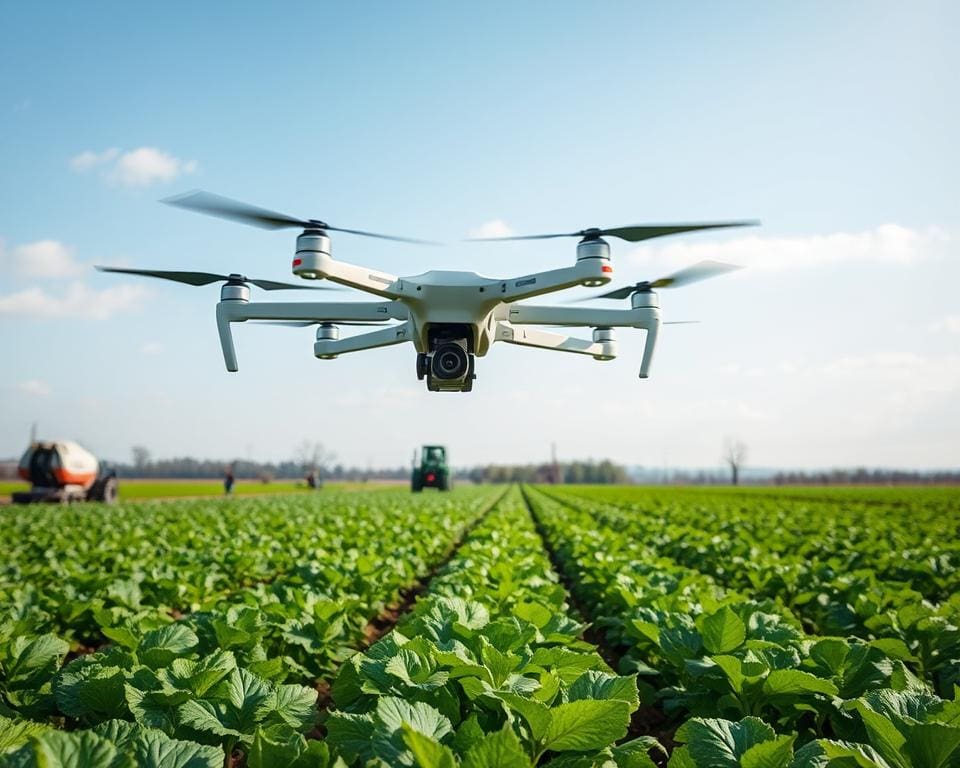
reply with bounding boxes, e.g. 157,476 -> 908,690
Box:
520,485 -> 677,762
309,486 -> 509,718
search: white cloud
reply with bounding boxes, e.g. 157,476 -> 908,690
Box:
69,147 -> 120,172
70,146 -> 197,187
1,239 -> 86,278
930,315 -> 960,335
140,341 -> 163,356
17,379 -> 51,396
0,282 -> 147,320
627,224 -> 947,271
468,219 -> 514,239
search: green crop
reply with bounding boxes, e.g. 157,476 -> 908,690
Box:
2,484 -> 959,766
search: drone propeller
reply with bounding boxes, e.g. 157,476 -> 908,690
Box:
467,221 -> 758,243
161,190 -> 437,244
95,266 -> 339,291
571,260 -> 740,302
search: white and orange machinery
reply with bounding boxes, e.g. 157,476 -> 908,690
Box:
14,441 -> 118,504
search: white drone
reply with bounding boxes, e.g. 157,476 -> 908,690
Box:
99,191 -> 754,393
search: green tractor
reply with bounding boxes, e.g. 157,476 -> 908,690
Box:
411,445 -> 451,492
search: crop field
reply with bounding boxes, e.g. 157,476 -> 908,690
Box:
0,479 -> 339,502
0,485 -> 958,767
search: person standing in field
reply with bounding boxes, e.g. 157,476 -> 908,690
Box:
224,464 -> 235,495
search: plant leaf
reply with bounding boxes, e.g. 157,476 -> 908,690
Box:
541,699 -> 631,752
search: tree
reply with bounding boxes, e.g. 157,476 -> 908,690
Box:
294,441 -> 337,480
131,446 -> 151,472
723,438 -> 748,486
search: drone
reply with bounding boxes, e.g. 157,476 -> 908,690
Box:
98,191 -> 755,393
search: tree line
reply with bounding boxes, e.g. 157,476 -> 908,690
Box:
117,446 -> 629,485
772,468 -> 960,485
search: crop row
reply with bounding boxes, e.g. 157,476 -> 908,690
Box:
0,488 -> 501,766
321,485 -> 663,766
523,486 -> 960,767
1,489 -> 493,643
544,486 -> 960,695
555,486 -> 960,601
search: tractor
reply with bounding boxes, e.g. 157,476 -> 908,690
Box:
411,445 -> 451,492
12,440 -> 118,504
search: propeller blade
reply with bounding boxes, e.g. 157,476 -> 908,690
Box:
663,320 -> 701,325
161,190 -> 310,229
468,220 -> 758,243
569,260 -> 740,302
97,266 -> 338,290
96,266 -> 229,286
600,221 -> 757,242
247,278 -> 337,291
324,226 -> 439,245
466,232 -> 579,242
648,260 -> 741,289
162,190 -> 438,244
590,285 -> 637,301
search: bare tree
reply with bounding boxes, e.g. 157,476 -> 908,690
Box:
131,445 -> 151,472
294,441 -> 337,480
722,438 -> 748,486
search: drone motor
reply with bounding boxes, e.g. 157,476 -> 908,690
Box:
576,238 -> 612,287
591,327 -> 617,361
292,230 -> 332,280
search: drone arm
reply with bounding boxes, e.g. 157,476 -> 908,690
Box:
215,300 -> 406,371
494,322 -> 615,359
314,321 -> 413,358
224,300 -> 406,322
505,304 -> 654,328
498,260 -> 613,302
314,257 -> 401,297
504,303 -> 662,378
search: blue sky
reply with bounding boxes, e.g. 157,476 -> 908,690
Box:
1,2 -> 957,470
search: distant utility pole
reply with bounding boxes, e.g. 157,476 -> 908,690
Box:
30,422 -> 37,443
551,442 -> 561,484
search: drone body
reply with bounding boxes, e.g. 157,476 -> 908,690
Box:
99,191 -> 753,393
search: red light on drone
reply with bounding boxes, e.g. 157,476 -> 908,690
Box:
601,265 -> 613,273
293,258 -> 303,267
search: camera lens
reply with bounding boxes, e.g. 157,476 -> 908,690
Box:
431,343 -> 469,380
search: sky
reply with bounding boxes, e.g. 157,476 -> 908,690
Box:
1,1 -> 958,471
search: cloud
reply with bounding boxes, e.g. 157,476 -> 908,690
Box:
1,239 -> 86,278
930,315 -> 960,335
18,379 -> 51,396
140,341 -> 163,356
468,219 -> 514,239
69,147 -> 120,172
69,146 -> 197,187
626,224 -> 948,271
0,282 -> 147,320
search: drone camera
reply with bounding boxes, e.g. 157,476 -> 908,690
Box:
418,325 -> 476,392
432,340 -> 470,380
